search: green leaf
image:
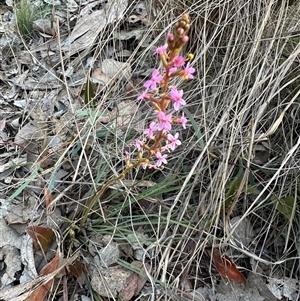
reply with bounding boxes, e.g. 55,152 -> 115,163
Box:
182,107 -> 205,149
225,177 -> 240,205
246,185 -> 261,195
76,109 -> 106,125
84,76 -> 95,107
275,196 -> 295,220
224,161 -> 246,207
7,166 -> 40,202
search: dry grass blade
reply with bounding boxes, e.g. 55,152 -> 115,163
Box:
1,0 -> 300,300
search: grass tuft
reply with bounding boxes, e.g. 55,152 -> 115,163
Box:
16,0 -> 36,36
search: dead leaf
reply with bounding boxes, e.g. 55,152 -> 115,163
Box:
40,253 -> 60,276
131,261 -> 150,296
44,187 -> 53,208
108,100 -> 144,133
119,273 -> 139,301
229,216 -> 255,248
91,68 -> 111,85
0,252 -> 79,301
21,234 -> 38,279
117,261 -> 150,300
101,59 -> 132,81
26,253 -> 60,301
14,122 -> 45,145
208,248 -> 246,283
26,226 -> 55,253
266,277 -> 298,300
275,196 -> 295,220
62,1 -> 128,57
11,71 -> 60,90
0,218 -> 22,249
0,117 -> 6,131
0,245 -> 22,287
67,260 -> 85,287
90,264 -> 133,298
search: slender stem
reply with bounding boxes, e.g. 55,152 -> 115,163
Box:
80,160 -> 146,227
80,14 -> 192,228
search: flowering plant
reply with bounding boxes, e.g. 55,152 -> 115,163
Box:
81,14 -> 194,225
126,13 -> 195,170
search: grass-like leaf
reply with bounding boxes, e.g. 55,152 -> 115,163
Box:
16,0 -> 35,36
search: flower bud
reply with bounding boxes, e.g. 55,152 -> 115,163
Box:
182,13 -> 189,20
188,53 -> 194,60
179,21 -> 186,28
181,14 -> 190,24
167,33 -> 174,41
182,35 -> 189,43
177,27 -> 184,35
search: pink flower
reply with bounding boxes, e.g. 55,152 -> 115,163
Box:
144,122 -> 157,138
169,87 -> 186,111
141,162 -> 148,169
168,67 -> 177,76
137,90 -> 149,100
153,44 -> 168,55
167,133 -> 181,150
177,112 -> 187,129
157,111 -> 172,131
155,152 -> 168,167
181,62 -> 195,79
172,56 -> 185,67
135,140 -> 143,150
164,67 -> 177,76
144,69 -> 163,90
125,151 -> 130,159
160,145 -> 168,153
